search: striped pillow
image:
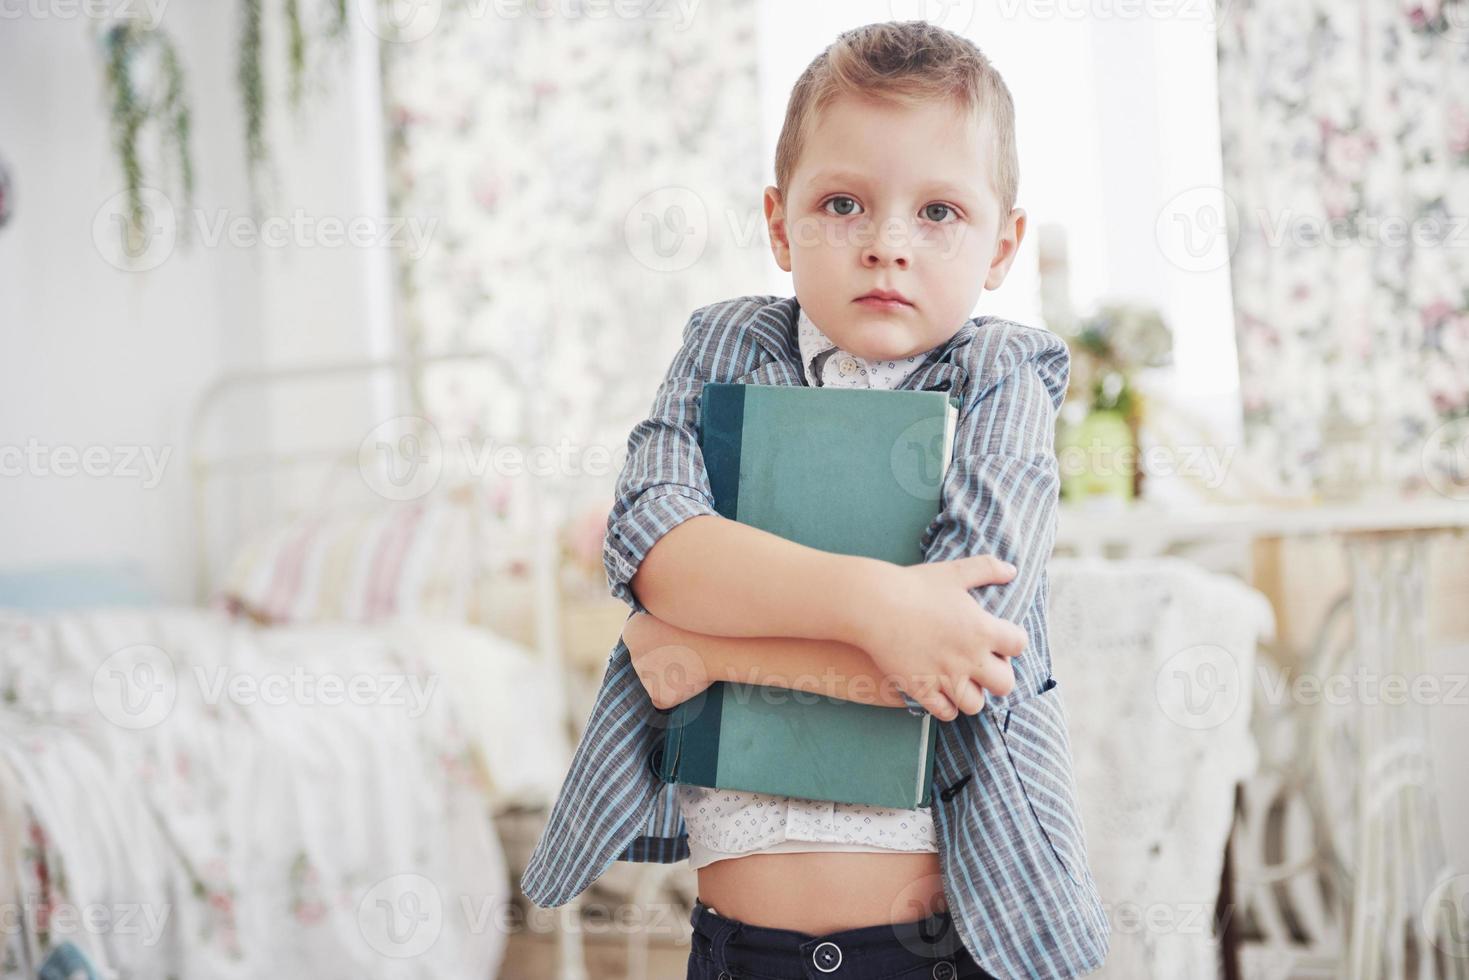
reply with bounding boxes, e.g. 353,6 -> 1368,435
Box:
212,496 -> 520,626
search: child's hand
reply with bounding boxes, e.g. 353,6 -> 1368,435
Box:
623,612 -> 713,710
848,555 -> 1027,721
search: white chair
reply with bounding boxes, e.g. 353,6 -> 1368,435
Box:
1047,556 -> 1274,979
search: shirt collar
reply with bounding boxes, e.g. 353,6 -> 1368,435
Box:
797,306 -> 935,388
747,295 -> 980,386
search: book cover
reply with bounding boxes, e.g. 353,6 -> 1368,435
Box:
655,382 -> 959,809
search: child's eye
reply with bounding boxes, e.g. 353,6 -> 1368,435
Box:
922,203 -> 960,223
821,195 -> 861,217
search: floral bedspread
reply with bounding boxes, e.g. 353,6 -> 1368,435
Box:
0,607 -> 570,979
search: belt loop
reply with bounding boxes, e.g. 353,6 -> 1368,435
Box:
711,912 -> 741,975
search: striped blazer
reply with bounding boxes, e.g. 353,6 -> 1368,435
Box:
520,295 -> 1110,979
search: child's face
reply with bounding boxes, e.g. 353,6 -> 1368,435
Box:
764,94 -> 1025,363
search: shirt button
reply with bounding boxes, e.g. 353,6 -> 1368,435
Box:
838,356 -> 858,376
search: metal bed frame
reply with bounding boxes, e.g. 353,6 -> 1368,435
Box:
188,349 -> 592,980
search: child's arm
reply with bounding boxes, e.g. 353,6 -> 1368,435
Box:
855,325 -> 1073,706
605,303 -> 1039,716
605,303 -> 893,644
623,610 -> 912,710
631,514 -> 887,642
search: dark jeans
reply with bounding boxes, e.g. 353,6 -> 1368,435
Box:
686,897 -> 1000,979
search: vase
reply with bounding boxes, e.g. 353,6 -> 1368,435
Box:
1058,408 -> 1137,505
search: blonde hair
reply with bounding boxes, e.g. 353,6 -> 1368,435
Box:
773,20 -> 1019,216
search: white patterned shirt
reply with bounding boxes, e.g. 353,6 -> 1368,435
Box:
679,304 -> 940,870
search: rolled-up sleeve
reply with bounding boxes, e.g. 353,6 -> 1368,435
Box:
604,307 -> 724,613
919,326 -> 1070,631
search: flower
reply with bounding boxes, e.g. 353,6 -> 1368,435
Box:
1059,302 -> 1173,415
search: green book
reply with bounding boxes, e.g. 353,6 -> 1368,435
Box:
655,382 -> 960,809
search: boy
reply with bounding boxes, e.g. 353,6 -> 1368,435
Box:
521,20 -> 1108,979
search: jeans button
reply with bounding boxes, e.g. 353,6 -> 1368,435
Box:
812,940 -> 843,972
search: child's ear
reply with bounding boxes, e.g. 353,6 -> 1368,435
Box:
984,207 -> 1027,290
764,185 -> 793,273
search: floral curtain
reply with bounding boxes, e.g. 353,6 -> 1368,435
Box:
1217,0 -> 1469,498
382,1 -> 769,516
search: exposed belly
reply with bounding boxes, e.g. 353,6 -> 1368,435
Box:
695,849 -> 947,934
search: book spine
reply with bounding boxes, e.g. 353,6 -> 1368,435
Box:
700,384 -> 746,521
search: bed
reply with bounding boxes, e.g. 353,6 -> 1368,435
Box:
0,351 -> 582,980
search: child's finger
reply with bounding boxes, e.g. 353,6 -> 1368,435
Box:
986,619 -> 1028,659
974,653 -> 1017,699
958,554 -> 1017,587
907,676 -> 960,721
946,676 -> 986,716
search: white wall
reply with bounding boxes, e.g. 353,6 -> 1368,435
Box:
0,7 -> 393,602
